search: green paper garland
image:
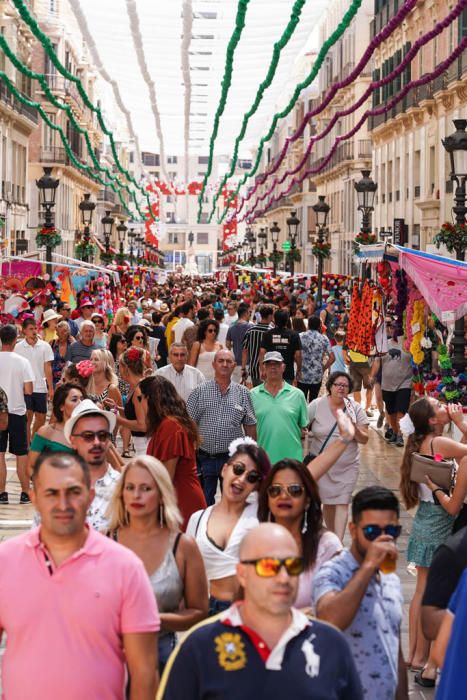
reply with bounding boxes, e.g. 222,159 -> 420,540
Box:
196,0 -> 251,222
211,0 -> 363,224
10,0 -> 152,220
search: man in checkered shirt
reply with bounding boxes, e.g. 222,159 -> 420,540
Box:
187,349 -> 256,505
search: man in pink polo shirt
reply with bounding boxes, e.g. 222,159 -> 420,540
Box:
0,451 -> 160,699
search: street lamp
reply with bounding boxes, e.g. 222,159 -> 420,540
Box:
78,193 -> 96,262
270,221 -> 280,277
116,220 -> 127,259
101,210 -> 114,259
36,166 -> 59,275
354,170 -> 377,234
286,210 -> 300,276
128,228 -> 136,266
442,118 -> 467,372
257,227 -> 267,262
312,195 -> 331,307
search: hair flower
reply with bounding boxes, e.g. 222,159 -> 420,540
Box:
228,436 -> 258,457
76,360 -> 94,378
127,347 -> 141,362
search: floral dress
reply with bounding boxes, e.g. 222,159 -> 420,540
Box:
51,339 -> 71,387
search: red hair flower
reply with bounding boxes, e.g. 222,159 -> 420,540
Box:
127,347 -> 141,362
76,360 -> 94,378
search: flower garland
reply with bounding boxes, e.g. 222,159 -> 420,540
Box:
287,248 -> 302,263
268,250 -> 283,264
312,241 -> 331,258
75,241 -> 96,260
433,222 -> 467,257
36,226 -> 62,249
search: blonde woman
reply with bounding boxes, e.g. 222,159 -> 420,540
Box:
106,455 -> 208,673
108,307 -> 131,344
87,348 -> 122,408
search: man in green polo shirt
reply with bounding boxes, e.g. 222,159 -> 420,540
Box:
251,351 -> 308,464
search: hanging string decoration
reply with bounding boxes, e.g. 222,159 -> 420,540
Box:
207,0 -> 364,223
198,0 -> 308,222
243,30 -> 467,222
233,0 -> 418,218
394,270 -> 408,339
68,0 -> 144,175
125,0 -> 173,188
11,0 -> 152,218
196,0 -> 251,222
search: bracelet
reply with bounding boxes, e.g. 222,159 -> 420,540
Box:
432,488 -> 445,496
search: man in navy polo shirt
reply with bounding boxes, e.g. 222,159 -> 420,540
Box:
158,523 -> 361,699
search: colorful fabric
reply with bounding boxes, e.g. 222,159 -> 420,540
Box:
395,246 -> 467,322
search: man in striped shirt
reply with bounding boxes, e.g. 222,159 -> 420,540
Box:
241,305 -> 274,386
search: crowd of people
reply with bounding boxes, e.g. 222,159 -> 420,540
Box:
0,274 -> 465,699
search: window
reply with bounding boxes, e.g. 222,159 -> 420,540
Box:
168,232 -> 179,244
167,156 -> 178,164
198,156 -> 209,164
197,231 -> 209,244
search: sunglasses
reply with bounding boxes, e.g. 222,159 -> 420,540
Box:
92,319 -> 104,324
267,483 -> 305,499
134,335 -> 144,340
241,557 -> 305,577
361,524 -> 402,541
71,430 -> 112,443
207,328 -> 217,334
231,462 -> 261,484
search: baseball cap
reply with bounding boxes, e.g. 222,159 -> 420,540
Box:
263,351 -> 285,363
64,399 -> 116,443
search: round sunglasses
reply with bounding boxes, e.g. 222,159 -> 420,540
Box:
241,557 -> 305,577
361,524 -> 402,541
231,462 -> 261,484
267,483 -> 304,499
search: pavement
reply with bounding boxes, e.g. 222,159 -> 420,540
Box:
0,419 -> 436,697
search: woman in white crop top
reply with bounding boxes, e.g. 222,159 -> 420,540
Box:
186,439 -> 271,615
400,397 -> 467,686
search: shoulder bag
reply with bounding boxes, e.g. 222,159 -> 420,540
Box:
410,453 -> 455,491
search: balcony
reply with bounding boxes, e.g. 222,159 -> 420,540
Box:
39,146 -> 67,164
97,188 -> 116,204
0,81 -> 38,124
357,139 -> 372,159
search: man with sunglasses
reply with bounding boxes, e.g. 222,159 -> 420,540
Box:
158,523 -> 362,699
313,486 -> 408,700
65,399 -> 120,531
57,301 -> 79,338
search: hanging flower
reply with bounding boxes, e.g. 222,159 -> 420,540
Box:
36,226 -> 62,249
312,241 -> 331,258
433,222 -> 467,256
75,241 -> 97,261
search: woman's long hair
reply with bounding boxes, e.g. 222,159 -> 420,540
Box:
197,318 -> 219,342
258,459 -> 323,570
400,398 -> 436,510
106,456 -> 182,531
87,348 -> 118,395
109,332 -> 126,361
139,374 -> 199,446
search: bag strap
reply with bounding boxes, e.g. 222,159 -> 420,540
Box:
195,508 -> 206,537
172,532 -> 182,557
317,406 -> 347,455
193,342 -> 201,367
430,438 -> 436,456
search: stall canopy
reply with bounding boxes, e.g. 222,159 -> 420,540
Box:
386,246 -> 467,323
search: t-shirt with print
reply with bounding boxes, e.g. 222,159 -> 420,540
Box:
313,549 -> 403,700
380,340 -> 413,391
299,331 -> 331,383
260,328 -> 301,381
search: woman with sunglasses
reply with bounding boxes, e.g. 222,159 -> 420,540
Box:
126,325 -> 153,372
188,319 -> 223,380
400,397 -> 467,687
308,371 -> 369,542
140,375 -> 206,530
106,456 -> 208,674
91,314 -> 108,348
258,459 -> 341,611
186,438 -> 271,616
27,383 -> 85,479
110,347 -> 148,457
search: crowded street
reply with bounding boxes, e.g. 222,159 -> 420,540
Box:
0,0 -> 467,698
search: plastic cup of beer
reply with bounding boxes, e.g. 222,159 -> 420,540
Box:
380,551 -> 397,574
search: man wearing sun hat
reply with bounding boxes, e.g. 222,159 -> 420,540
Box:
64,399 -> 120,531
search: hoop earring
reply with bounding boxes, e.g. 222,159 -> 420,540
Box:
159,504 -> 164,528
301,510 -> 308,534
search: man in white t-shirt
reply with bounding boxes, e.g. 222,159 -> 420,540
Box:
224,300 -> 238,328
15,318 -> 54,441
0,324 -> 34,504
172,301 -> 195,345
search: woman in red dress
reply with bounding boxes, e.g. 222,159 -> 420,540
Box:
139,375 -> 206,529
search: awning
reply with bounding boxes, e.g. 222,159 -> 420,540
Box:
388,246 -> 467,322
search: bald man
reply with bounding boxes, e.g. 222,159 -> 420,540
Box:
158,524 -> 362,699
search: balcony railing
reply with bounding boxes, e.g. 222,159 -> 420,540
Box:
0,81 -> 38,123
97,188 -> 116,204
40,146 -> 68,164
357,139 -> 372,158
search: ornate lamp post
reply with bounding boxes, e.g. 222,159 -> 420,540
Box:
312,195 -> 331,307
257,227 -> 267,266
242,237 -> 249,264
36,166 -> 60,275
128,228 -> 136,266
249,233 -> 257,265
78,193 -> 96,262
270,221 -> 280,277
354,170 -> 377,234
441,118 -> 467,372
116,220 -> 127,262
101,210 -> 114,263
286,210 -> 300,276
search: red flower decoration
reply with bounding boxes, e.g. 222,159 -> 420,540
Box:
127,347 -> 141,362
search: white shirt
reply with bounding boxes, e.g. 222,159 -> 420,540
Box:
173,317 -> 194,344
0,352 -> 34,415
217,322 -> 229,345
15,339 -> 54,393
224,313 -> 238,328
87,466 -> 121,532
155,363 -> 205,402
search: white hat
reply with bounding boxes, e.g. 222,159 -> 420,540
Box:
64,399 -> 116,443
42,309 -> 62,326
138,318 -> 151,328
